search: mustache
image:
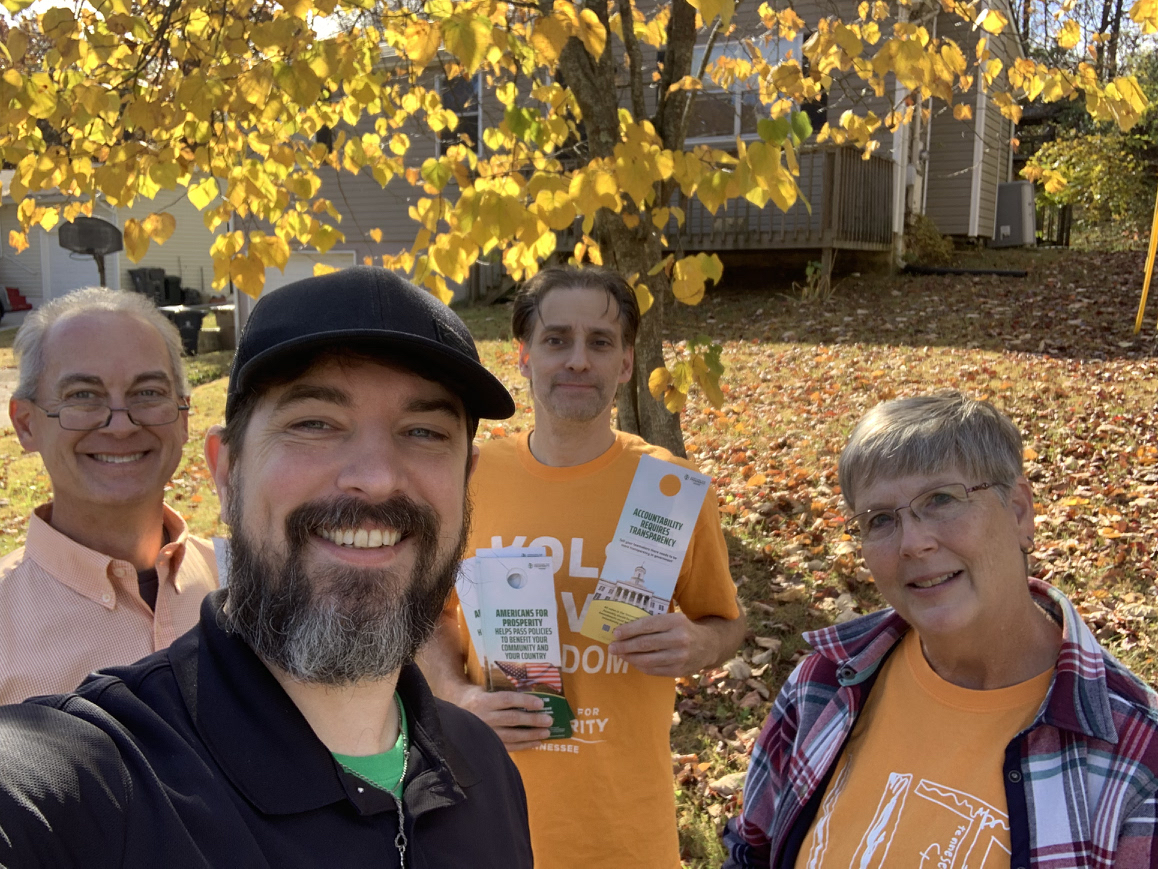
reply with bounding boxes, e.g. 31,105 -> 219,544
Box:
284,494 -> 439,550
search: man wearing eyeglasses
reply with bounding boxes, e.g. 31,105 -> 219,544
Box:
0,288 -> 218,704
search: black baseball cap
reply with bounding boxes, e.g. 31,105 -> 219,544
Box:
226,266 -> 515,420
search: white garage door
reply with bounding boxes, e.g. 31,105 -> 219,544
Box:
235,250 -> 358,331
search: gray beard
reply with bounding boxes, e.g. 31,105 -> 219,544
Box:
222,489 -> 468,685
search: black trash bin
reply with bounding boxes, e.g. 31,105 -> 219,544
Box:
167,310 -> 205,356
128,268 -> 165,304
162,275 -> 183,306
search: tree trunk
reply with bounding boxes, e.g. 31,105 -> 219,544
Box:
1108,0 -> 1125,78
1019,0 -> 1032,58
1095,0 -> 1114,78
598,212 -> 686,458
556,1 -> 688,457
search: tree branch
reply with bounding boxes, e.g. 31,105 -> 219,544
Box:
676,12 -> 727,147
617,0 -> 646,119
654,0 -> 696,146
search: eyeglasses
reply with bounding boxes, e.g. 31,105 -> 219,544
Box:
848,482 -> 996,544
37,398 -> 189,431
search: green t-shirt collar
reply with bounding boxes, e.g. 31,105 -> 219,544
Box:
332,693 -> 408,798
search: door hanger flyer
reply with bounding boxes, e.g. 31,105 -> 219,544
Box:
472,550 -> 574,739
454,546 -> 545,648
580,454 -> 711,643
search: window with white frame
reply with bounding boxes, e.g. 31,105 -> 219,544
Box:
685,37 -> 805,145
438,73 -> 482,158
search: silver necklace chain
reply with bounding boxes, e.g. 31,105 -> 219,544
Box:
393,711 -> 409,869
337,699 -> 409,868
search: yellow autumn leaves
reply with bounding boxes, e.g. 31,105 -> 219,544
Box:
649,333 -> 727,414
0,0 -> 1151,312
123,214 -> 176,262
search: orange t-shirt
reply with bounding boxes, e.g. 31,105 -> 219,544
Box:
796,631 -> 1052,869
451,430 -> 738,869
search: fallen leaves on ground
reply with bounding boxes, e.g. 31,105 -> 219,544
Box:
649,248 -> 1158,865
0,248 -> 1153,868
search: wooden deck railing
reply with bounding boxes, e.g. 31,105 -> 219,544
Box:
826,144 -> 895,248
467,143 -> 896,300
673,144 -> 895,252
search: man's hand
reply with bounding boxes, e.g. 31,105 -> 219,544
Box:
418,614 -> 554,751
451,685 -> 555,751
608,611 -> 744,678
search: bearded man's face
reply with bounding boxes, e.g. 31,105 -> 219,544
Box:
211,358 -> 475,684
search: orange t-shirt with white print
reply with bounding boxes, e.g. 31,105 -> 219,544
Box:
449,430 -> 738,869
796,630 -> 1052,869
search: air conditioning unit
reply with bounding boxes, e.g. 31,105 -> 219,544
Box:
991,181 -> 1036,247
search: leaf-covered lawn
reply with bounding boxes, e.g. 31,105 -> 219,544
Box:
0,248 -> 1153,867
459,248 -> 1158,865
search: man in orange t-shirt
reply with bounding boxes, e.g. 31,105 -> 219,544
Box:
0,289 -> 218,704
421,266 -> 745,868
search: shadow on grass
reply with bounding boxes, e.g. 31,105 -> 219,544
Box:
665,249 -> 1157,364
456,249 -> 1158,364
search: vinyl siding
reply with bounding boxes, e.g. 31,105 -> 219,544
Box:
976,26 -> 1018,239
0,205 -> 46,306
924,107 -> 977,234
117,194 -> 224,299
922,7 -> 1018,237
303,70 -> 448,272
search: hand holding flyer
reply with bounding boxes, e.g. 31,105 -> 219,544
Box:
579,454 -> 711,643
455,548 -> 574,739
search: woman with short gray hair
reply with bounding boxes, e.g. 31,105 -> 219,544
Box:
725,392 -> 1158,868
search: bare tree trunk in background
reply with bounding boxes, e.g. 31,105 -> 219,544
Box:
1108,0 -> 1125,78
1020,0 -> 1032,57
1095,0 -> 1114,77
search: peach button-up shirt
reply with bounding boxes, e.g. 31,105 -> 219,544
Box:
0,502 -> 219,704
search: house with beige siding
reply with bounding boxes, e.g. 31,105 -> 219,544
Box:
2,2 -> 1022,319
232,0 -> 1030,319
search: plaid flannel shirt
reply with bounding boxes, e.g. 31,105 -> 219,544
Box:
723,579 -> 1158,869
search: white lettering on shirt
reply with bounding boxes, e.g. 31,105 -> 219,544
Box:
562,592 -> 593,633
568,538 -> 600,578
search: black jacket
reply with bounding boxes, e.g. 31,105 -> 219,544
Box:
0,592 -> 532,868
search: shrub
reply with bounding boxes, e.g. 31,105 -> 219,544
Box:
904,214 -> 955,264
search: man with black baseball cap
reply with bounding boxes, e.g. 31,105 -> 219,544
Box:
0,267 -> 532,868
